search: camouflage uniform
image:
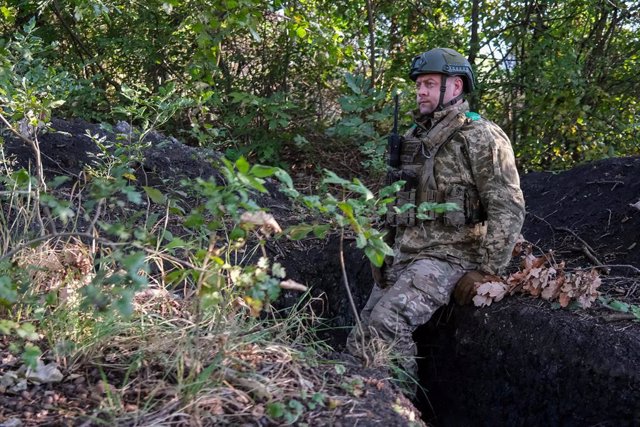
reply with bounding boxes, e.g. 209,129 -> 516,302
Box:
347,100 -> 525,378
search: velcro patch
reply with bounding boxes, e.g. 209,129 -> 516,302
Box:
465,111 -> 481,121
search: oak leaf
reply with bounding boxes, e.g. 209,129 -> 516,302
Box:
540,270 -> 562,301
473,282 -> 509,307
240,211 -> 282,236
472,294 -> 494,307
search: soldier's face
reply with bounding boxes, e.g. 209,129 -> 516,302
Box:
415,74 -> 461,114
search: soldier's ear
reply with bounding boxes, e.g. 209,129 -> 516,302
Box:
453,77 -> 464,96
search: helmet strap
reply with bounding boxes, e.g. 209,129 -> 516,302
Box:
442,93 -> 465,108
436,75 -> 448,111
436,75 -> 465,112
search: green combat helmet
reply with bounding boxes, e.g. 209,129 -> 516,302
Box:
409,47 -> 475,111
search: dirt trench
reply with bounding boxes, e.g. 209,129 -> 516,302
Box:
4,119 -> 640,426
279,235 -> 640,427
278,156 -> 640,426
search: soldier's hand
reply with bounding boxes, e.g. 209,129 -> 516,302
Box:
453,270 -> 501,305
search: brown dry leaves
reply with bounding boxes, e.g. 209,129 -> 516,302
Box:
472,282 -> 510,307
240,211 -> 282,236
14,239 -> 93,304
473,237 -> 601,309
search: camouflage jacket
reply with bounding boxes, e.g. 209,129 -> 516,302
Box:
391,101 -> 525,274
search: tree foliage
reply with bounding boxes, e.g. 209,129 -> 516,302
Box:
1,0 -> 639,169
478,0 -> 640,169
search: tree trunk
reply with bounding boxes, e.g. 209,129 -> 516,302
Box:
468,0 -> 480,111
366,0 -> 376,89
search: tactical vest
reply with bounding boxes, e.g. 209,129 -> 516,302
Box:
386,109 -> 486,228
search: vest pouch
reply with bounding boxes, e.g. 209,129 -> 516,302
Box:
443,184 -> 466,227
417,189 -> 444,221
386,189 -> 416,227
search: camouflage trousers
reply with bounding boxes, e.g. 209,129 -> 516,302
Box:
346,257 -> 466,379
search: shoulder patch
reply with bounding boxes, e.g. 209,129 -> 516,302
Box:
404,123 -> 417,136
465,111 -> 481,121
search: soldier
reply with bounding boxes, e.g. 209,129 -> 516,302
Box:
346,47 -> 526,391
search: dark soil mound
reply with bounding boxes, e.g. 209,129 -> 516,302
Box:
3,118 -> 220,183
522,156 -> 640,273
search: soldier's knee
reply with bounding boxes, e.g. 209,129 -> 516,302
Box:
368,307 -> 408,341
411,273 -> 451,305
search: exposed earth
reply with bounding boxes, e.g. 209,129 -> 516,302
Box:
1,119 -> 639,426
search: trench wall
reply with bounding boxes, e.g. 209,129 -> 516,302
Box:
416,302 -> 640,427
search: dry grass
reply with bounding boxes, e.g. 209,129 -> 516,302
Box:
12,239 -> 93,305
19,293 -> 417,426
